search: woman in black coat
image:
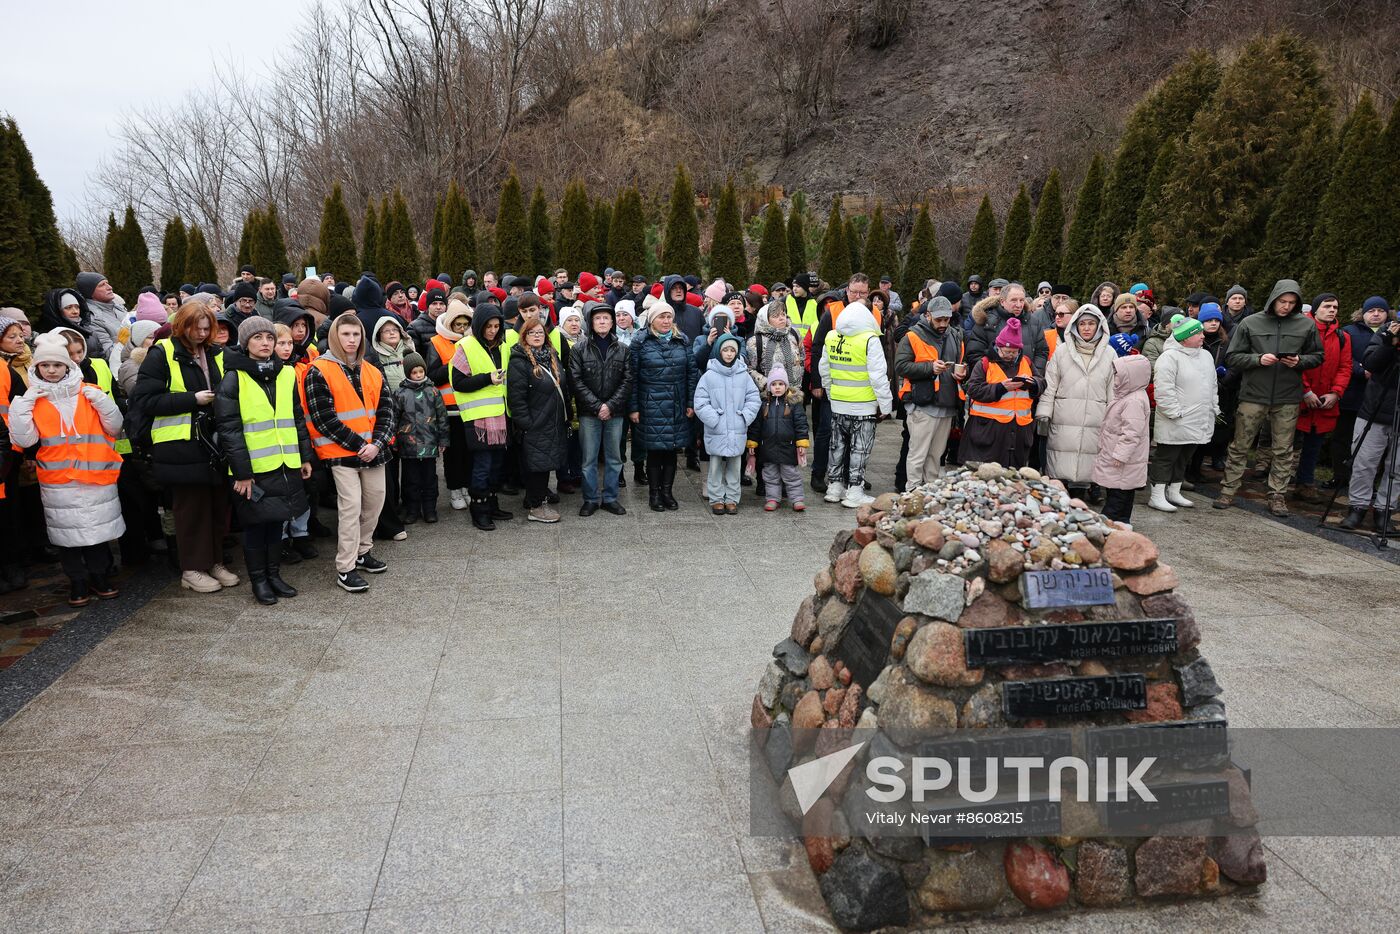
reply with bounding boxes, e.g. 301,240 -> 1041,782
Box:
507,317 -> 571,524
130,301 -> 236,593
215,317 -> 313,605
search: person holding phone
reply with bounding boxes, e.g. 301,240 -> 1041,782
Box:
451,300 -> 515,530
1214,279 -> 1323,516
961,317 -> 1044,469
216,317 -> 313,605
132,300 -> 236,594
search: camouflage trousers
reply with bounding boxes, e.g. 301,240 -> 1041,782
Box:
1221,402 -> 1300,496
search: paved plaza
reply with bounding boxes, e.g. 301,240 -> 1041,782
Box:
1,425 -> 1399,932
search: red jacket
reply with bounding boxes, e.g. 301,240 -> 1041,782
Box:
1297,315 -> 1352,433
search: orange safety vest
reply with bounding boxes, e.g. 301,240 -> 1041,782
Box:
304,357 -> 383,460
293,345 -> 320,381
969,357 -> 1034,426
899,332 -> 966,402
430,334 -> 459,415
0,364 -> 12,499
1043,329 -> 1059,360
32,392 -> 122,486
829,299 -> 883,330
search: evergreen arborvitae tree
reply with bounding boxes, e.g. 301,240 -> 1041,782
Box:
381,188 -> 421,286
1060,153 -> 1105,297
375,195 -> 392,278
1120,143 -> 1179,284
708,178 -> 748,286
995,185 -> 1032,282
0,125 -> 37,310
787,192 -> 808,279
661,165 -> 700,275
900,203 -> 940,299
302,247 -> 319,275
6,119 -> 65,296
608,186 -> 648,279
528,184 -> 553,274
754,200 -> 788,286
493,168 -> 530,275
159,216 -> 188,292
360,204 -> 379,278
476,217 -> 494,274
102,212 -> 120,281
861,202 -> 899,289
439,181 -> 477,278
1091,50 -> 1220,289
1145,33 -> 1330,300
818,197 -> 850,285
963,195 -> 998,282
594,199 -> 612,274
110,205 -> 152,300
1245,120 -> 1335,292
253,204 -> 289,279
184,223 -> 218,284
845,217 -> 862,278
556,180 -> 594,278
428,195 -> 444,275
317,182 -> 358,282
1020,170 -> 1066,287
1380,102 -> 1400,300
236,208 -> 256,271
1307,95 -> 1385,308
60,241 -> 79,282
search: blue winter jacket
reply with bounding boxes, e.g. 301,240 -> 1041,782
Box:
629,328 -> 698,451
693,338 -> 761,457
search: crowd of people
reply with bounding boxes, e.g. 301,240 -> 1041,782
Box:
1,258 -> 1397,606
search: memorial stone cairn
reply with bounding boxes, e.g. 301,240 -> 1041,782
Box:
752,464 -> 1266,930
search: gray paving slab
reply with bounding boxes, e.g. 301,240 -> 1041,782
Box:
0,424 -> 1397,929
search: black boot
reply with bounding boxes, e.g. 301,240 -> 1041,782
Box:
634,463 -> 648,484
402,503 -> 419,525
685,451 -> 701,472
423,501 -> 439,523
246,548 -> 277,605
1374,509 -> 1397,535
648,465 -> 665,512
488,493 -> 514,521
661,459 -> 679,510
165,535 -> 181,573
292,537 -> 318,560
1340,507 -> 1367,530
266,558 -> 298,599
470,492 -> 496,531
279,540 -> 302,565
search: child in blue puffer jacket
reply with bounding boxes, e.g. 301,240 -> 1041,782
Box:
694,334 -> 760,514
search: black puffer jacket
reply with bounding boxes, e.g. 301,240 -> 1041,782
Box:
1360,325 -> 1399,425
570,324 -> 631,418
40,288 -> 108,360
130,338 -> 226,486
214,351 -> 311,524
507,341 -> 571,473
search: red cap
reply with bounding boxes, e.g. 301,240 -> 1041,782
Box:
488,286 -> 507,302
535,276 -> 554,296
749,284 -> 768,296
577,271 -> 600,293
685,292 -> 703,307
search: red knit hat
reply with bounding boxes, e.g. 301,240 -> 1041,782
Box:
577,271 -> 600,293
748,284 -> 768,297
488,286 -> 506,302
534,276 -> 554,296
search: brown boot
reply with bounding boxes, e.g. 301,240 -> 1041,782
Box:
1296,484 -> 1319,502
1267,493 -> 1289,517
1212,493 -> 1235,510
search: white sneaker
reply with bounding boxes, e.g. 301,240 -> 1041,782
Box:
1147,484 -> 1177,512
392,530 -> 409,541
450,489 -> 468,510
842,487 -> 876,509
1166,483 -> 1195,507
823,482 -> 846,504
181,570 -> 222,593
209,564 -> 241,586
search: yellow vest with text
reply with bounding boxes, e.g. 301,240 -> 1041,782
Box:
236,368 -> 301,473
455,334 -> 508,421
88,358 -> 132,454
824,329 -> 880,404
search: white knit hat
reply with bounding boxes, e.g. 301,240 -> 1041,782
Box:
31,332 -> 74,368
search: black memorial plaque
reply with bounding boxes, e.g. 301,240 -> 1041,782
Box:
1020,567 -> 1115,609
1086,720 -> 1230,773
964,619 -> 1178,667
1101,778 -> 1231,829
833,591 -> 904,689
1001,674 -> 1147,719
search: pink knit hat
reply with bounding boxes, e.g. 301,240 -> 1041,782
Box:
704,279 -> 727,303
767,361 -> 789,388
133,292 -> 169,323
995,317 -> 1023,349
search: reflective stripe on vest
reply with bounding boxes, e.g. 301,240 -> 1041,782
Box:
823,329 -> 879,403
968,357 -> 1034,425
150,339 -> 224,444
87,358 -> 132,454
785,295 -> 819,342
32,393 -> 121,485
306,357 -> 383,460
899,331 -> 966,402
237,368 -> 302,473
430,335 -> 459,414
454,335 -> 507,421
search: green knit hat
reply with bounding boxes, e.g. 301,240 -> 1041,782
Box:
1172,317 -> 1204,342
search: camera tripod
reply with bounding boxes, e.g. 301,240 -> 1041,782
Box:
1318,350 -> 1400,551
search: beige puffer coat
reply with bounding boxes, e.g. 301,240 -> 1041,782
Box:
1037,305 -> 1115,483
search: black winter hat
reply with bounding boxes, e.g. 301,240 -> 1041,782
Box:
793,272 -> 816,292
683,275 -> 701,288
327,293 -> 355,317
239,264 -> 255,274
423,288 -> 447,306
385,280 -> 407,300
936,281 -> 964,306
230,281 -> 258,301
351,275 -> 385,312
180,282 -> 197,294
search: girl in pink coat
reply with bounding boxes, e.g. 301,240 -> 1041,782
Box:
1092,354 -> 1152,524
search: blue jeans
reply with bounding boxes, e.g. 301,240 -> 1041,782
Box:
471,447 -> 504,493
1294,428 -> 1327,486
579,416 -> 624,504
